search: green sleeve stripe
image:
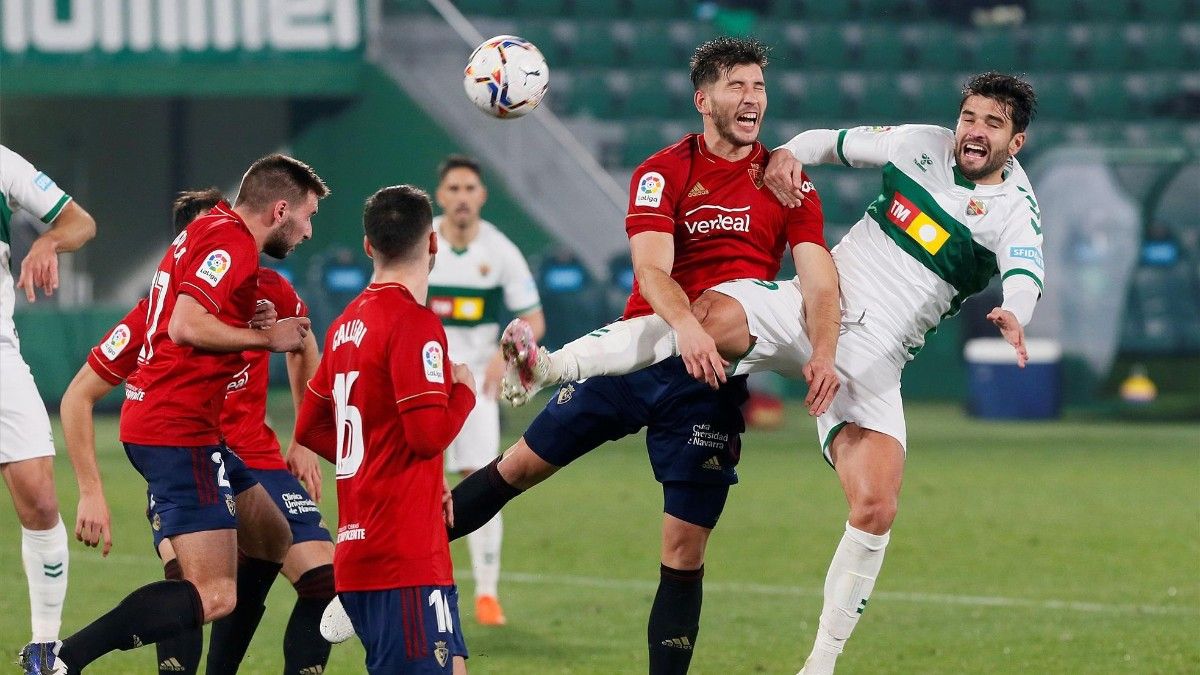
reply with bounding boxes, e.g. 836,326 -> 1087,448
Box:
511,302 -> 542,316
1002,268 -> 1044,293
41,194 -> 71,224
836,129 -> 851,167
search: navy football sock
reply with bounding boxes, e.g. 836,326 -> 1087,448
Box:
58,579 -> 204,672
647,564 -> 704,675
283,564 -> 335,675
205,556 -> 281,674
448,456 -> 523,541
155,559 -> 202,674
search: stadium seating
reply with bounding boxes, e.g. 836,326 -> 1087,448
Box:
437,0 -> 1200,357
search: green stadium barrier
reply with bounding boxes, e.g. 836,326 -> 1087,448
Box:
13,307 -> 130,412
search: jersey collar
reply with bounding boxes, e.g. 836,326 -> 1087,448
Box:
696,134 -> 763,165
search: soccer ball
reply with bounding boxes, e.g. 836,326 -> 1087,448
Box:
463,35 -> 550,119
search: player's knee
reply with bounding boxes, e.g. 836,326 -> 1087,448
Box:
849,494 -> 897,535
499,440 -> 557,490
19,492 -> 61,530
693,291 -> 751,359
197,578 -> 238,622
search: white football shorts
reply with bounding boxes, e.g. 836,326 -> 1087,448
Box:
0,345 -> 56,464
709,277 -> 908,460
445,392 -> 500,473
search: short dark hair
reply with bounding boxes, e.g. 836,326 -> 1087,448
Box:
437,154 -> 483,183
960,72 -> 1038,134
234,153 -> 330,211
363,185 -> 433,264
689,36 -> 769,90
172,187 -> 223,232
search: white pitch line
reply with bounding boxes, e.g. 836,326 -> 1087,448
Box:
86,554 -> 1197,617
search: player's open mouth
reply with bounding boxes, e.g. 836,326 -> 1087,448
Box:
735,111 -> 758,130
961,142 -> 988,160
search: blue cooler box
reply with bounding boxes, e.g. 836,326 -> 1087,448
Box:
964,338 -> 1062,419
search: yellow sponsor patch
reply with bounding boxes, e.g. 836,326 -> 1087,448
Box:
886,192 -> 950,255
452,297 -> 484,321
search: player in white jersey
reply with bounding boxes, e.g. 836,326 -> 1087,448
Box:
1,144 -> 97,658
429,155 -> 543,626
500,73 -> 1042,673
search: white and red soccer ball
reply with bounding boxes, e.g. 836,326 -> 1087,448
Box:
463,35 -> 550,119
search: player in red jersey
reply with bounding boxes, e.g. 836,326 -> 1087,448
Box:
295,185 -> 476,674
447,38 -> 840,674
25,156 -> 328,675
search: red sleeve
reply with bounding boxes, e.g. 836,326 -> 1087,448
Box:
86,299 -> 148,386
401,384 -> 476,460
390,311 -> 454,413
295,388 -> 336,462
785,171 -> 827,249
625,155 -> 683,238
177,228 -> 258,316
294,327 -> 336,460
257,268 -> 308,320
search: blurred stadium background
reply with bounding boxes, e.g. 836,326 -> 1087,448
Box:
2,0 -> 1198,416
1,0 -> 1198,671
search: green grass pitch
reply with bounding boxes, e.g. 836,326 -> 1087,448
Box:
1,398 -> 1197,674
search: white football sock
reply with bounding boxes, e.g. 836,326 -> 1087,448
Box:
549,314 -> 677,382
22,516 -> 69,642
803,522 -> 889,675
468,513 -> 502,598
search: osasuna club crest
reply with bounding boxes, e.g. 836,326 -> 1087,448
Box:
434,641 -> 449,667
747,163 -> 765,189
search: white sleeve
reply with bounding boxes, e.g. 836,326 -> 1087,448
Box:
0,145 -> 72,224
781,125 -> 939,170
997,185 -> 1046,326
499,238 -> 541,315
1001,276 -> 1040,326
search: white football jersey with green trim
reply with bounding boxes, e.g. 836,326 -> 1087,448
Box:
427,217 -> 540,371
789,125 -> 1044,357
1,145 -> 73,349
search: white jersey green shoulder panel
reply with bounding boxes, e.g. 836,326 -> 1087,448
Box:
428,217 -> 541,367
829,125 -> 1044,355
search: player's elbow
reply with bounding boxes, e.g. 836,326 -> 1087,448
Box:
167,311 -> 199,347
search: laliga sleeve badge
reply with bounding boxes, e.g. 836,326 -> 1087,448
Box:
423,341 -> 445,384
196,249 -> 232,287
635,171 -> 665,207
101,324 -> 131,359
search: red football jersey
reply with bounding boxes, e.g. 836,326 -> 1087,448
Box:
120,202 -> 261,447
221,268 -> 308,470
623,134 -> 825,319
305,283 -> 458,591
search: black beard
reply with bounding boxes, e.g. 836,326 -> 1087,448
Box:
263,231 -> 291,260
955,147 -> 1008,181
712,108 -> 756,148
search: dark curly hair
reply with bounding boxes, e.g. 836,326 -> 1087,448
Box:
960,72 -> 1038,133
689,37 -> 770,90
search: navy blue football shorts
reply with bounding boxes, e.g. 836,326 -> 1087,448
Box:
524,357 -> 748,528
341,585 -> 468,674
125,443 -> 258,550
249,467 -> 332,545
